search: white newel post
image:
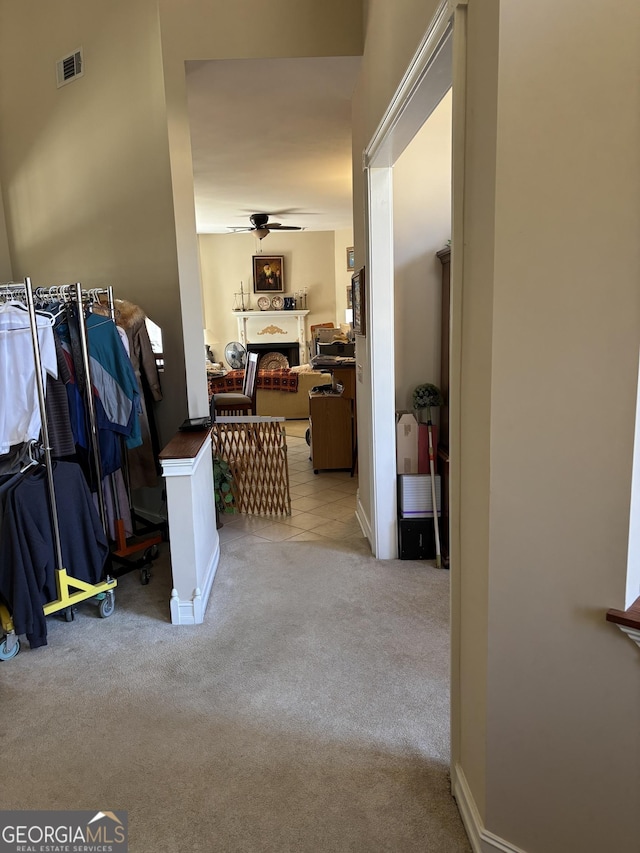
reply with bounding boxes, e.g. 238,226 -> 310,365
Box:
159,429 -> 220,625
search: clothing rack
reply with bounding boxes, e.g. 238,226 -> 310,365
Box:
2,279 -> 164,590
0,278 -> 117,660
31,282 -> 115,533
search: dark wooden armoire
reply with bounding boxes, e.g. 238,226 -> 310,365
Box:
436,246 -> 450,566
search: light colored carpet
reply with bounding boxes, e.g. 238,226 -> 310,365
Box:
0,534 -> 470,853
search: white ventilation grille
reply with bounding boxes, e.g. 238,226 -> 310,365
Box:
56,48 -> 83,88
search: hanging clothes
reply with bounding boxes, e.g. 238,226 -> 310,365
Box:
57,308 -> 142,479
0,282 -> 120,653
0,469 -> 29,548
85,311 -> 142,449
94,299 -> 163,489
45,335 -> 76,458
0,461 -> 109,648
0,305 -> 57,454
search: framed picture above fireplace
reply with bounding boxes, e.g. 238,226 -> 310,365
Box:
253,255 -> 284,293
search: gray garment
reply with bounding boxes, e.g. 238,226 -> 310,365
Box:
0,443 -> 31,476
45,335 -> 75,457
93,469 -> 133,542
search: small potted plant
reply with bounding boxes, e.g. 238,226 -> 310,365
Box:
213,456 -> 235,524
412,383 -> 443,424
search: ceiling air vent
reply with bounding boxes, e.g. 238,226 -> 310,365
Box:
56,48 -> 83,88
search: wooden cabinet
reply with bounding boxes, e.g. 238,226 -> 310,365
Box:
436,247 -> 450,451
308,364 -> 357,473
309,392 -> 353,472
331,366 -> 356,402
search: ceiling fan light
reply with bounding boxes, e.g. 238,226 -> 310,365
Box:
255,227 -> 269,240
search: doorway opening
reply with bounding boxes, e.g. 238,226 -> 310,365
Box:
363,0 -> 468,785
364,8 -> 458,561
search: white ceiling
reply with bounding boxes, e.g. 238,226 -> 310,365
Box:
185,56 -> 361,235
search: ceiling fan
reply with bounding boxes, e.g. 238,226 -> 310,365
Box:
228,213 -> 304,240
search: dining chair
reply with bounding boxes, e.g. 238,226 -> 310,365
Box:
212,351 -> 259,415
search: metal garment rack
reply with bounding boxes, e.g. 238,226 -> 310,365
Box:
0,278 -> 117,661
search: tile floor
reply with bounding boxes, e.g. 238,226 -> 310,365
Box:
217,419 -> 367,547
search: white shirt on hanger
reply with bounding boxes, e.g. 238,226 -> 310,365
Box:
0,304 -> 58,454
116,324 -> 130,356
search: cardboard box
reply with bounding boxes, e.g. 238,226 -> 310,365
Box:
418,423 -> 438,474
316,327 -> 342,343
396,412 -> 419,474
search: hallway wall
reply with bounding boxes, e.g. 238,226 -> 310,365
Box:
353,1 -> 640,851
484,0 -> 640,848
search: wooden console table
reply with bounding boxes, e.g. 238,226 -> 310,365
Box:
308,364 -> 357,474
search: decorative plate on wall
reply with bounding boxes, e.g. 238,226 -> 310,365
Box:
270,295 -> 284,310
259,351 -> 289,371
257,296 -> 271,311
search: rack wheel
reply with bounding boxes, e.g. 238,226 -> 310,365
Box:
64,607 -> 74,622
143,545 -> 159,562
0,636 -> 20,661
140,567 -> 151,585
98,590 -> 115,618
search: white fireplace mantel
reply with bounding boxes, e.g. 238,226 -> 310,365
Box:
234,310 -> 310,365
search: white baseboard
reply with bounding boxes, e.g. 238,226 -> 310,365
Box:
355,494 -> 372,545
169,539 -> 220,625
200,538 -> 220,612
452,764 -> 528,853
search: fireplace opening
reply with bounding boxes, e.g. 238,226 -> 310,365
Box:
246,342 -> 300,368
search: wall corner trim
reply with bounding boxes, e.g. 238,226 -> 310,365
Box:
355,495 -> 373,549
452,764 -> 529,853
364,0 -> 452,167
